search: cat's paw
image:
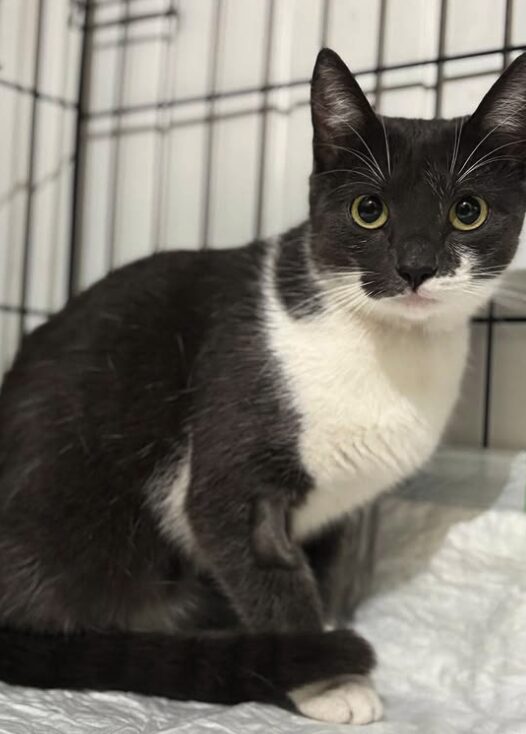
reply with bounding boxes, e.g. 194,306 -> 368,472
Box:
290,675 -> 383,725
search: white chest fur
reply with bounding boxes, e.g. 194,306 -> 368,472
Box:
264,273 -> 469,541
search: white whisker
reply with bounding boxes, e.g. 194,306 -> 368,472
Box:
380,116 -> 391,176
314,144 -> 384,182
457,139 -> 526,182
457,105 -> 526,179
450,117 -> 466,176
312,101 -> 387,182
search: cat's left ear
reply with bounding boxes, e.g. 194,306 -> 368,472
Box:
311,48 -> 381,170
467,53 -> 526,147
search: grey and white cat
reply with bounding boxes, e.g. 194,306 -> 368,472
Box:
0,48 -> 525,725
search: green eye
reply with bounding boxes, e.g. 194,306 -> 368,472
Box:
350,195 -> 388,229
449,196 -> 488,231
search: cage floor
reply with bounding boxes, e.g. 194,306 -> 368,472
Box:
0,450 -> 525,733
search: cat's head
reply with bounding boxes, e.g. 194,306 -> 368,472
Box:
308,48 -> 526,327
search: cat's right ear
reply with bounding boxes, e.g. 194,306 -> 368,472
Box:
467,53 -> 526,146
311,48 -> 378,171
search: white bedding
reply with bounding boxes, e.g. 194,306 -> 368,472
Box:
1,453 -> 525,733
356,508 -> 526,734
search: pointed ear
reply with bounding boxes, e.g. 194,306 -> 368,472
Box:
468,53 -> 526,143
310,48 -> 379,170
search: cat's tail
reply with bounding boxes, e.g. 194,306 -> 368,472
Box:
0,626 -> 374,709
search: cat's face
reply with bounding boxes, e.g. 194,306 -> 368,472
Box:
309,49 -> 526,327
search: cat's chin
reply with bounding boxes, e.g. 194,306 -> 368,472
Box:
364,293 -> 482,330
392,292 -> 440,310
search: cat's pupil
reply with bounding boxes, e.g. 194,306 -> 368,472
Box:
358,196 -> 383,223
455,197 -> 480,225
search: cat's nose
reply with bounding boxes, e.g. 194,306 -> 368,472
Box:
397,265 -> 437,290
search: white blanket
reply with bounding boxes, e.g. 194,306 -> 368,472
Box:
1,453 -> 525,733
355,508 -> 526,734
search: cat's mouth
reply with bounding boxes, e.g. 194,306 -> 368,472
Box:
380,288 -> 445,322
393,290 -> 439,308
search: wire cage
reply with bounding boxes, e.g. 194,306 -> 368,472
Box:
1,0 -> 526,451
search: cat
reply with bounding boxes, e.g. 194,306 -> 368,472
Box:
0,47 -> 525,726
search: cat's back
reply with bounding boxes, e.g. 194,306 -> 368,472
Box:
1,244 -> 266,411
0,242 -> 266,507
8,245 -> 263,361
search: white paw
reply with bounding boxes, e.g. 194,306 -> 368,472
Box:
291,676 -> 383,725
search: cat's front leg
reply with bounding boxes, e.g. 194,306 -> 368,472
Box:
289,675 -> 383,725
187,473 -> 382,724
187,476 -> 323,633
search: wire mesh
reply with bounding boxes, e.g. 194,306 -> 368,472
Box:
1,0 -> 525,448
